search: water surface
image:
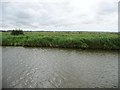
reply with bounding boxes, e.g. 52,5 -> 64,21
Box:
2,47 -> 118,88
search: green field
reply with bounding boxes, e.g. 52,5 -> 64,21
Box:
1,31 -> 120,50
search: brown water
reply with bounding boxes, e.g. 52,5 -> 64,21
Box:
2,47 -> 118,88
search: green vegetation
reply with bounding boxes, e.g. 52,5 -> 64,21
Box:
11,29 -> 24,35
1,31 -> 120,50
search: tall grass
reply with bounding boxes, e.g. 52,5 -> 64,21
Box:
1,31 -> 120,50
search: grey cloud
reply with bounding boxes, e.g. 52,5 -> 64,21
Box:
2,2 -> 36,28
2,2 -> 91,29
2,2 -> 72,28
97,1 -> 117,15
0,0 -> 118,31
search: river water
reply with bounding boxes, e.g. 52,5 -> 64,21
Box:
2,47 -> 118,88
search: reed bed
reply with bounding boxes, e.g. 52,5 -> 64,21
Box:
1,31 -> 120,50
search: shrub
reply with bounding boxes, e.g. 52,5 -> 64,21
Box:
11,29 -> 24,35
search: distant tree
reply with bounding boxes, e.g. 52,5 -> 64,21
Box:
11,29 -> 24,35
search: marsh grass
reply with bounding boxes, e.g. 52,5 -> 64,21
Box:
1,31 -> 120,50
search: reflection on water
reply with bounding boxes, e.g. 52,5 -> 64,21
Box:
2,47 -> 118,88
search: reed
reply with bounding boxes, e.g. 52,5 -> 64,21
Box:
1,31 -> 120,50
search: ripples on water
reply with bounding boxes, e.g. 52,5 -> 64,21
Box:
0,47 -> 2,89
2,47 -> 118,88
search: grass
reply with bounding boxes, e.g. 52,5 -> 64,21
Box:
1,31 -> 120,50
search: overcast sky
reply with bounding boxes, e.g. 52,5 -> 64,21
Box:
1,0 -> 119,32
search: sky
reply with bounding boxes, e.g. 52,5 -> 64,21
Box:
0,0 -> 119,32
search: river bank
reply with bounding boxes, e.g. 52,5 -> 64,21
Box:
1,31 -> 120,50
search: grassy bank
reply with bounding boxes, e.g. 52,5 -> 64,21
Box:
1,31 -> 120,50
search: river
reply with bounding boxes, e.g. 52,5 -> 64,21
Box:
2,47 -> 118,88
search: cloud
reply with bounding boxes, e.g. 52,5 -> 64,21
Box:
0,0 -> 119,32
